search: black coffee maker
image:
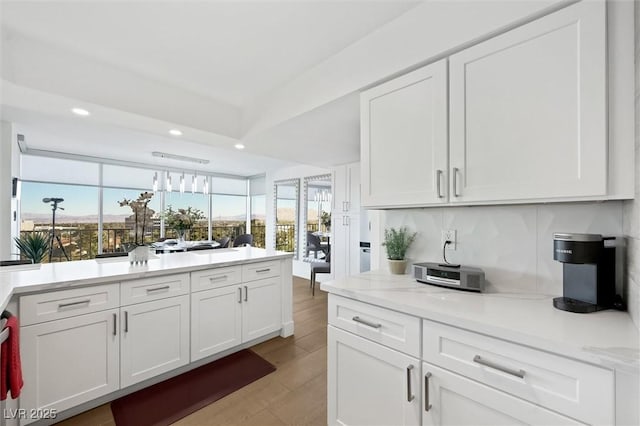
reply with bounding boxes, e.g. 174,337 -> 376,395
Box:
552,233 -> 617,313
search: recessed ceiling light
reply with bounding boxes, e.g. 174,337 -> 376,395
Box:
234,143 -> 245,150
71,108 -> 90,116
169,129 -> 182,136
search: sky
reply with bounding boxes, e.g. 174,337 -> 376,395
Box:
21,182 -> 253,220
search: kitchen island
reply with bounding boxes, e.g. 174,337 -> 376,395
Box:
0,247 -> 293,425
321,271 -> 639,426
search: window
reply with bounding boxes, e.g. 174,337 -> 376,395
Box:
165,190 -> 210,241
20,182 -> 99,262
274,179 -> 299,257
103,188 -> 161,252
212,194 -> 246,241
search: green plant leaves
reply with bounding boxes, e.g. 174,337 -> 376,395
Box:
382,227 -> 417,260
14,232 -> 50,263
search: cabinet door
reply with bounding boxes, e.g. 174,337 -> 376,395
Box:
20,310 -> 119,418
242,277 -> 281,342
449,1 -> 606,203
121,295 -> 189,388
422,363 -> 584,426
347,163 -> 360,214
328,326 -> 421,426
191,286 -> 243,362
361,59 -> 448,208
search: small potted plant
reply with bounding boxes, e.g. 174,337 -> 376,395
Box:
14,232 -> 49,263
382,227 -> 417,274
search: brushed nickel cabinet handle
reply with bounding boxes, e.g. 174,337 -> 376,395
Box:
146,285 -> 170,293
244,285 -> 248,302
58,299 -> 91,309
124,311 -> 129,333
352,316 -> 381,329
473,355 -> 525,379
112,313 -> 117,336
436,170 -> 443,198
209,275 -> 228,281
256,268 -> 271,273
406,365 -> 415,402
425,372 -> 432,411
238,287 -> 242,304
453,167 -> 460,197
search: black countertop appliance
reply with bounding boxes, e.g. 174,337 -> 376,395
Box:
552,233 -> 616,313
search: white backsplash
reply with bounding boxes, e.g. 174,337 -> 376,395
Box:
380,201 -> 624,296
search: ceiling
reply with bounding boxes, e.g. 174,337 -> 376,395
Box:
0,1 -> 420,175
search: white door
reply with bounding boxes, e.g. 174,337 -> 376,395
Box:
191,286 -> 242,362
361,59 -> 448,208
449,1 -> 606,203
331,214 -> 348,280
328,326 -> 421,426
121,295 -> 189,388
347,214 -> 360,277
422,363 -> 584,426
346,163 -> 360,214
242,278 -> 281,342
20,310 -> 119,418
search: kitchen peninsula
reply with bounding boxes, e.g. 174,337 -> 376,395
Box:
0,247 -> 293,425
321,272 -> 640,426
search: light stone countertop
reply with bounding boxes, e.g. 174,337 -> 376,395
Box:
0,247 -> 293,312
321,270 -> 640,373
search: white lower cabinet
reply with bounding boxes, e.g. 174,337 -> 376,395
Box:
120,295 -> 190,388
242,277 -> 282,342
20,309 -> 119,423
191,277 -> 281,362
328,326 -> 421,426
422,363 -> 583,426
191,286 -> 243,361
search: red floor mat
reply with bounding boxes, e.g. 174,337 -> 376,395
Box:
110,349 -> 276,426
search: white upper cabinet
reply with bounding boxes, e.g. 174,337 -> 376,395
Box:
361,59 -> 448,208
449,0 -> 606,203
360,0 -> 634,208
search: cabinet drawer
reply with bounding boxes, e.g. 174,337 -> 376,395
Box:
422,319 -> 613,425
121,273 -> 189,306
329,294 -> 420,357
242,261 -> 280,282
191,266 -> 242,292
20,284 -> 120,326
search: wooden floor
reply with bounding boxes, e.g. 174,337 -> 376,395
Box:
57,277 -> 328,426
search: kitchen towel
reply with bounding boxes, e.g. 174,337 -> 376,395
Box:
1,313 -> 24,400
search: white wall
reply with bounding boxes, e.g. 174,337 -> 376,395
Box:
244,0 -> 570,136
265,164 -> 331,279
377,202 -> 624,296
622,3 -> 640,329
0,121 -> 19,260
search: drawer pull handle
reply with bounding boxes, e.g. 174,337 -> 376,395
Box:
406,365 -> 414,402
209,275 -> 228,281
238,287 -> 242,304
473,355 -> 525,379
146,285 -> 170,293
244,285 -> 248,302
352,316 -> 382,329
424,372 -> 432,411
112,313 -> 117,336
58,299 -> 91,309
256,268 -> 271,273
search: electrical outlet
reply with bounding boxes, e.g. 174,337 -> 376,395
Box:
441,229 -> 457,250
